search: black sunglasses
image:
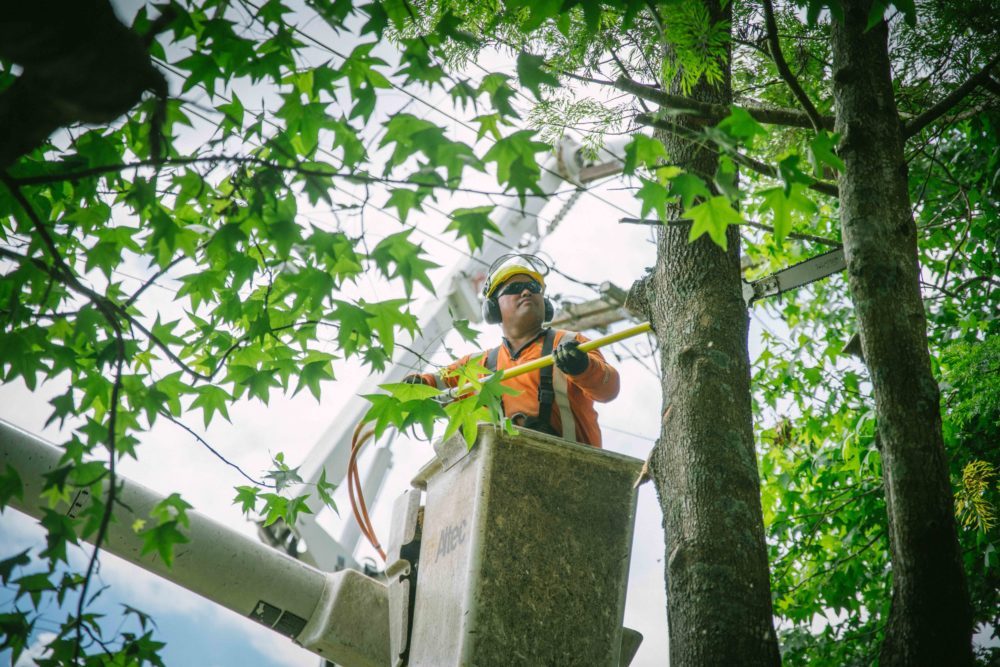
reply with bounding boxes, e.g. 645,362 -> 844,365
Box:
496,280 -> 543,298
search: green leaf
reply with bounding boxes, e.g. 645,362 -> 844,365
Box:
623,135 -> 668,175
190,385 -> 233,427
140,521 -> 190,567
475,372 -> 519,417
759,184 -> 818,245
234,486 -> 259,514
384,187 -> 425,223
0,550 -> 31,585
381,382 -> 443,401
150,493 -> 192,528
13,571 -> 55,606
294,358 -> 335,400
446,205 -> 500,250
0,465 -> 23,509
63,202 -> 112,232
285,494 -> 314,526
150,316 -> 187,348
516,52 -> 560,100
362,384 -> 447,440
403,397 -> 448,440
478,73 -> 520,119
371,230 -> 440,297
636,178 -> 669,221
365,298 -> 419,357
713,156 -> 740,200
685,195 -> 743,250
316,469 -> 338,514
668,172 -> 712,209
241,368 -> 282,404
717,106 -> 767,149
808,131 -> 845,176
265,453 -> 303,492
481,130 -> 549,204
259,493 -> 289,527
361,393 -> 406,439
328,299 -> 372,357
472,113 -> 503,142
892,0 -> 918,25
443,398 -> 490,447
449,79 -> 478,110
217,93 -> 245,138
453,318 -> 480,344
777,154 -> 812,194
176,52 -> 224,95
40,509 -> 79,565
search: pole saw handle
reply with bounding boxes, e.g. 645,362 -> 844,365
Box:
441,321 -> 652,401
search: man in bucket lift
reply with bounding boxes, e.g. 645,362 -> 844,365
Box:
405,254 -> 620,447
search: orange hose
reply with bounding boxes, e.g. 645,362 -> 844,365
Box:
348,421 -> 386,561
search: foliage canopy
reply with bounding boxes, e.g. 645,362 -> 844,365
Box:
0,0 -> 997,664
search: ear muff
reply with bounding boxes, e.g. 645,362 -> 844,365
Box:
543,298 -> 554,322
482,297 -> 502,324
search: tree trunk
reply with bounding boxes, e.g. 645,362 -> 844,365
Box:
640,1 -> 781,663
830,3 -> 973,664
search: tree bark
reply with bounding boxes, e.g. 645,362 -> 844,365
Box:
640,1 -> 781,663
830,2 -> 973,664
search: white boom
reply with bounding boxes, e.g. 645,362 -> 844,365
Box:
0,419 -> 389,667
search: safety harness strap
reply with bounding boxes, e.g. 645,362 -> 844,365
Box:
535,328 -> 557,430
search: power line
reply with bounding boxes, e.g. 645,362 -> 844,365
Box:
602,422 -> 656,443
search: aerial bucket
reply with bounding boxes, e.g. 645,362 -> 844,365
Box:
388,423 -> 644,667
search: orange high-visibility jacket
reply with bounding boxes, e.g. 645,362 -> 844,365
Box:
418,329 -> 620,447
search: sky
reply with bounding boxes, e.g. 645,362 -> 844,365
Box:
0,2 -> 783,665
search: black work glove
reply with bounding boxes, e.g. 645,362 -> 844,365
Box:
553,340 -> 590,376
402,374 -> 426,385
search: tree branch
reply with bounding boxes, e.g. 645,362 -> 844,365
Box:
8,154 -> 580,199
762,0 -> 824,131
620,216 -> 841,247
616,75 -> 834,130
903,54 -> 1000,139
161,412 -> 272,487
609,47 -> 652,114
74,299 -> 125,665
123,253 -> 191,309
634,113 -> 840,198
925,275 -> 1000,300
